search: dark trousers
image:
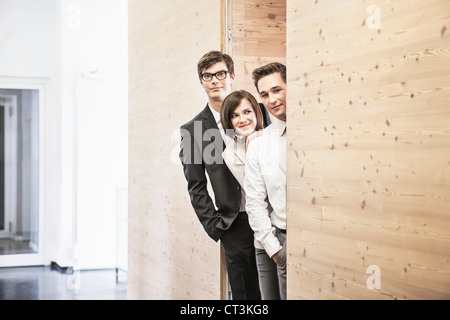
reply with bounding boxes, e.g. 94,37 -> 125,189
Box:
221,212 -> 261,300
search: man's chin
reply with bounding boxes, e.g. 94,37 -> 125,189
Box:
271,111 -> 286,121
210,92 -> 229,101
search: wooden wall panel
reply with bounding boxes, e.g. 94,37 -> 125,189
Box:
231,0 -> 286,98
287,0 -> 450,299
128,0 -> 222,299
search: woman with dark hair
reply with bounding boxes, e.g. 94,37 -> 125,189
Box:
221,90 -> 264,148
220,90 -> 280,300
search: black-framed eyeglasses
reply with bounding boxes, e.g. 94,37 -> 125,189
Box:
201,70 -> 229,82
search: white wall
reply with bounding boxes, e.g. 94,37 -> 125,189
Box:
60,0 -> 128,269
0,0 -> 128,269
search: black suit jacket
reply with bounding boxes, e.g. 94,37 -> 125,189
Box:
179,103 -> 271,241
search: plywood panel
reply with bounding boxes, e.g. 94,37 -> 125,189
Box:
287,0 -> 450,299
231,0 -> 286,98
128,0 -> 222,299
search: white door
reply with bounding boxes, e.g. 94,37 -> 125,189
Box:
0,87 -> 44,267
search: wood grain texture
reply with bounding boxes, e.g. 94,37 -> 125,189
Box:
287,0 -> 450,299
231,0 -> 286,98
128,0 -> 222,299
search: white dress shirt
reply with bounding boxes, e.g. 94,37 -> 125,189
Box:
244,117 -> 286,258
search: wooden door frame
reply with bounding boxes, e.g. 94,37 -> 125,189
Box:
220,0 -> 233,300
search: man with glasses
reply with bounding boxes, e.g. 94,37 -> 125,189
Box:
179,51 -> 268,300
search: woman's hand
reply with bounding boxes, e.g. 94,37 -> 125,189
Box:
245,130 -> 263,151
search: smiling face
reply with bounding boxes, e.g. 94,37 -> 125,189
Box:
230,98 -> 258,137
199,61 -> 235,105
257,72 -> 286,121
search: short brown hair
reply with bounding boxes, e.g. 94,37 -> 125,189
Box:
197,51 -> 235,79
252,62 -> 286,92
221,90 -> 264,133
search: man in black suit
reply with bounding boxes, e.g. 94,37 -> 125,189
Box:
179,51 -> 269,300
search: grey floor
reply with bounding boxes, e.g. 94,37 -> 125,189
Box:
0,265 -> 127,300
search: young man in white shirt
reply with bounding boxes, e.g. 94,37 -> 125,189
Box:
244,62 -> 287,299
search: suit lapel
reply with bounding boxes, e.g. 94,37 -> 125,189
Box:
201,104 -> 226,152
